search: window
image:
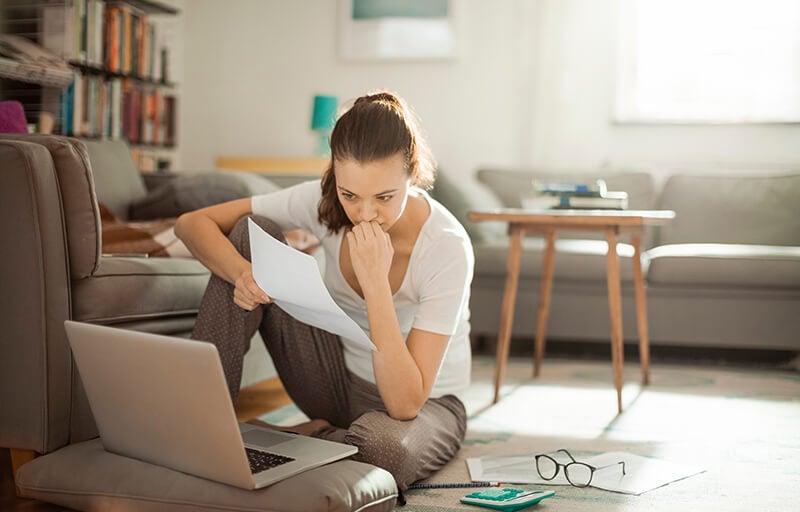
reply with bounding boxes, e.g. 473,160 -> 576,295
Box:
615,0 -> 800,123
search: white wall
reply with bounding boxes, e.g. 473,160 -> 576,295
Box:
526,0 -> 800,176
176,0 -> 800,182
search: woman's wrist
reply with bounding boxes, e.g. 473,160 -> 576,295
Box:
226,257 -> 252,286
361,277 -> 392,301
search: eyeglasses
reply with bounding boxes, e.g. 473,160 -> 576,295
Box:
535,449 -> 626,488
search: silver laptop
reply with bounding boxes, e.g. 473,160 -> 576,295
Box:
64,320 -> 357,489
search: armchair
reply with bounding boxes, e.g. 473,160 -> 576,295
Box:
0,135 -> 397,511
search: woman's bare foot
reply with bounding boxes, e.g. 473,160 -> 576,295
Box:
246,417 -> 331,437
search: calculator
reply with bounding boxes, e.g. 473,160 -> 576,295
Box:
459,488 -> 555,511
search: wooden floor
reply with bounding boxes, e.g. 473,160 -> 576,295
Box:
234,376 -> 293,422
1,377 -> 291,511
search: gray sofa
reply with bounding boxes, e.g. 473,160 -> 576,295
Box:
438,168 -> 800,353
0,135 -> 397,511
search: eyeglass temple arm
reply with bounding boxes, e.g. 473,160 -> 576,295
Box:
555,449 -> 577,462
593,460 -> 627,476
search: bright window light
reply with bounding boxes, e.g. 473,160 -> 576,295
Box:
615,0 -> 800,123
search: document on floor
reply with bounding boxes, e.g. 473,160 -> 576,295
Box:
248,219 -> 376,351
466,451 -> 705,495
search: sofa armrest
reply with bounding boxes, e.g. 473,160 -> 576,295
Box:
0,134 -> 102,279
0,140 -> 72,454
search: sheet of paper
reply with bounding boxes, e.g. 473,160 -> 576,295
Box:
467,451 -> 704,495
586,451 -> 705,495
248,219 -> 376,351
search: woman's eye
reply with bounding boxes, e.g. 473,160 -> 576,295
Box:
341,192 -> 355,200
378,195 -> 393,202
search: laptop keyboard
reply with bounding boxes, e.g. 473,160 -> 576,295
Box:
245,447 -> 295,474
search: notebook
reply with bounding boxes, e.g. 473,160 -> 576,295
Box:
64,320 -> 357,489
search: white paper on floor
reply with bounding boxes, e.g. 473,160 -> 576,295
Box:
467,451 -> 705,495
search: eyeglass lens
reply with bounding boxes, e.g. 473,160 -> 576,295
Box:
535,453 -> 594,487
564,463 -> 593,487
536,455 -> 558,479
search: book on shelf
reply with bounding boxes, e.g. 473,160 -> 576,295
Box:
59,72 -> 175,144
38,0 -> 171,83
105,5 -> 121,72
1,0 -> 178,171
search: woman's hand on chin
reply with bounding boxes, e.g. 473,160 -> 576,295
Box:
347,221 -> 393,287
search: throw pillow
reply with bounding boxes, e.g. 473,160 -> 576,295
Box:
129,172 -> 281,220
0,100 -> 28,133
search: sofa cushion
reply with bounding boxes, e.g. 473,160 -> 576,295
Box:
646,243 -> 800,288
130,171 -> 282,220
16,438 -> 398,512
655,174 -> 800,246
475,238 -> 638,282
81,138 -> 148,221
430,170 -> 506,244
71,257 -> 210,324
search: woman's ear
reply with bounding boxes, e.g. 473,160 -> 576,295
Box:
408,162 -> 420,186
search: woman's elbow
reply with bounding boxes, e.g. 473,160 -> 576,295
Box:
174,212 -> 193,241
386,398 -> 425,421
388,408 -> 419,421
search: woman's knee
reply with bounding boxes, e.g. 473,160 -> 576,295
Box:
344,401 -> 467,489
345,412 -> 414,479
228,215 -> 286,258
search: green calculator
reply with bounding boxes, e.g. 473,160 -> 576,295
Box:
459,488 -> 555,511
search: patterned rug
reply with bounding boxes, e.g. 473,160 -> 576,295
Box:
262,355 -> 800,511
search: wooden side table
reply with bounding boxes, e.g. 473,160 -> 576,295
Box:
468,209 -> 675,413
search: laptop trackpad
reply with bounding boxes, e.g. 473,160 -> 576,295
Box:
241,427 -> 294,448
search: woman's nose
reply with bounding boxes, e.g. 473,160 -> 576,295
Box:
360,202 -> 377,222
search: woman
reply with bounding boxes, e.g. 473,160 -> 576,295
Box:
175,90 -> 474,490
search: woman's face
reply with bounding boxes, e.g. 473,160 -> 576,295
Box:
333,152 -> 411,233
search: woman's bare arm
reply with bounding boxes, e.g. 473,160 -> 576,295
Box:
175,198 -> 269,309
347,220 -> 450,419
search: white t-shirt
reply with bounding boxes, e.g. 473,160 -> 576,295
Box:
251,179 -> 474,399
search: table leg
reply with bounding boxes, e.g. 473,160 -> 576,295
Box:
605,228 -> 625,414
493,226 -> 525,404
533,229 -> 557,378
631,232 -> 650,385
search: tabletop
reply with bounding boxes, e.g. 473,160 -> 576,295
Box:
468,208 -> 676,228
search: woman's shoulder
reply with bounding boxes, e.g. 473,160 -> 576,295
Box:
421,191 -> 470,241
414,194 -> 473,265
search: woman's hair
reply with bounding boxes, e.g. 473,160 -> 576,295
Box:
318,90 -> 436,234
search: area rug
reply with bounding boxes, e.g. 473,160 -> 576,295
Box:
261,355 -> 800,511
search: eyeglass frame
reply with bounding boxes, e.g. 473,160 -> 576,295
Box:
534,448 -> 626,488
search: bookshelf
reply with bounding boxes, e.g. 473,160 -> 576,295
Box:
0,0 -> 179,171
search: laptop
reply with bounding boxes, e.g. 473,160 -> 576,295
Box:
64,320 -> 357,489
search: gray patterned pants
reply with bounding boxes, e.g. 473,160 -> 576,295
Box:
191,215 -> 467,490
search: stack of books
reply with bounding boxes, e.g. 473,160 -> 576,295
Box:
522,179 -> 629,210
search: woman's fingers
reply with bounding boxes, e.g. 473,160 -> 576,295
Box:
234,271 -> 272,310
351,221 -> 383,243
